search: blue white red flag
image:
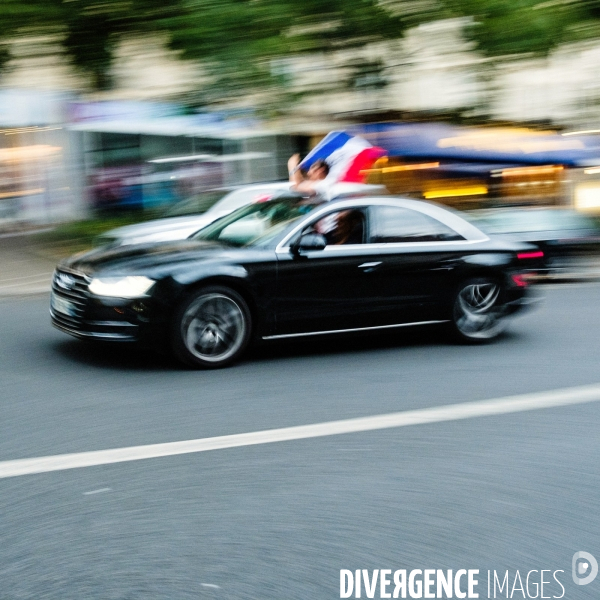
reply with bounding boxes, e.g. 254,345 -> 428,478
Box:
299,131 -> 386,183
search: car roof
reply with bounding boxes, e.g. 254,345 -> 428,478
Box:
189,181 -> 291,195
224,181 -> 290,191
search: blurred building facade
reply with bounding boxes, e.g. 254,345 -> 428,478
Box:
0,90 -> 86,226
0,92 -> 297,224
4,22 -> 600,224
288,19 -> 600,129
7,22 -> 600,130
69,101 -> 295,214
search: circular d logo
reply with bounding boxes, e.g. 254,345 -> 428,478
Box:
572,551 -> 598,586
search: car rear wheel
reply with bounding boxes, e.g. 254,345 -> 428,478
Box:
172,286 -> 251,368
451,277 -> 506,343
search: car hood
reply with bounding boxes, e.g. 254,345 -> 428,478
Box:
60,240 -> 246,277
100,212 -> 228,245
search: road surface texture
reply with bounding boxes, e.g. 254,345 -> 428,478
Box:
1,284 -> 599,599
0,234 -> 56,296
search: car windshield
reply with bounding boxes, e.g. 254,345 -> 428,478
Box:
192,196 -> 324,247
214,187 -> 286,212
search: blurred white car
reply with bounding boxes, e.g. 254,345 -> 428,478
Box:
97,183 -> 292,247
466,207 -> 600,278
97,182 -> 387,247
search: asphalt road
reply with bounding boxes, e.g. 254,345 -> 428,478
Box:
1,285 -> 600,599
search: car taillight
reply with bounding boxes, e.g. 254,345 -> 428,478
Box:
511,274 -> 529,287
517,251 -> 544,260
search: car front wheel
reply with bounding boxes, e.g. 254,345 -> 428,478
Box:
451,278 -> 506,343
172,285 -> 251,368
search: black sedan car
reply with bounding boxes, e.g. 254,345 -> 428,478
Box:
51,195 -> 541,368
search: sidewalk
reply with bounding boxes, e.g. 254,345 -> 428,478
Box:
0,233 -> 59,296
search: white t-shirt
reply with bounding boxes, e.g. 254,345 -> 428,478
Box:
312,177 -> 336,200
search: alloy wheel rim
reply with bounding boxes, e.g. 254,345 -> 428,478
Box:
455,282 -> 503,339
182,293 -> 246,362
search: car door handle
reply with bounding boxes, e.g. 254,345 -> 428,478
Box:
432,260 -> 457,271
358,261 -> 382,271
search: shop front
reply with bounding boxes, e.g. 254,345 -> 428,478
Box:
353,123 -> 600,212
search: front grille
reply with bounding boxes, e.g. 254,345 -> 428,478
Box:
51,269 -> 90,330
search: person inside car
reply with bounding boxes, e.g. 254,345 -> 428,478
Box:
311,209 -> 365,245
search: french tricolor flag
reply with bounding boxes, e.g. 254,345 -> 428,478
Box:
299,131 -> 387,183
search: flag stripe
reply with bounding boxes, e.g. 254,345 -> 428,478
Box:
325,136 -> 372,181
298,131 -> 388,184
340,147 -> 387,182
299,131 -> 352,170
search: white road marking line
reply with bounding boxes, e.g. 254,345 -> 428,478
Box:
0,285 -> 50,297
0,279 -> 51,291
200,584 -> 221,589
0,287 -> 50,297
2,382 -> 600,479
0,273 -> 53,284
83,487 -> 112,495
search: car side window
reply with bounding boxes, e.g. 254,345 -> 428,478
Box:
304,209 -> 366,246
369,206 -> 464,243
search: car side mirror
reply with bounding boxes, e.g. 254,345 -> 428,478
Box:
292,232 -> 327,254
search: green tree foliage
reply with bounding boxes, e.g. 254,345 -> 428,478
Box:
149,0 -> 409,102
3,0 -> 600,97
0,0 -> 172,89
0,0 -> 406,93
445,0 -> 600,57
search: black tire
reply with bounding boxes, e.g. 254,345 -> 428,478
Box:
171,285 -> 252,368
450,277 -> 507,343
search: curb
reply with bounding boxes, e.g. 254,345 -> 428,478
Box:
0,227 -> 55,240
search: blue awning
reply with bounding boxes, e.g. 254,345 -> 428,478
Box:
351,123 -> 600,168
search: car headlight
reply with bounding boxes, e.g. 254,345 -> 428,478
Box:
88,276 -> 155,298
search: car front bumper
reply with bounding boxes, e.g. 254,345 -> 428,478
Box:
50,269 -> 168,343
50,309 -> 140,341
